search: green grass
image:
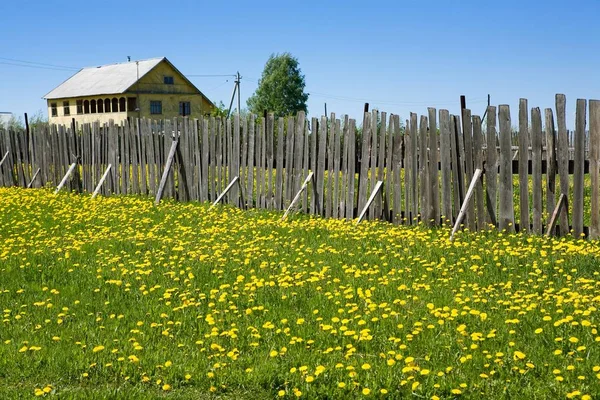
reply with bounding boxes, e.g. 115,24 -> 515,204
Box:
1,187 -> 600,399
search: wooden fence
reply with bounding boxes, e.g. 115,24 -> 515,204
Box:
1,94 -> 599,238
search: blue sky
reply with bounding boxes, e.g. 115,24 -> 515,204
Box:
1,0 -> 599,128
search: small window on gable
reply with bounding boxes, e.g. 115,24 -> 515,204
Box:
51,103 -> 58,117
164,76 -> 174,85
63,101 -> 70,116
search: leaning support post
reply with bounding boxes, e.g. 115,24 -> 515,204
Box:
27,168 -> 41,188
92,164 -> 112,199
54,162 -> 77,194
450,168 -> 483,241
0,150 -> 9,168
154,140 -> 179,205
282,172 -> 314,221
356,181 -> 383,225
210,176 -> 240,210
546,194 -> 568,237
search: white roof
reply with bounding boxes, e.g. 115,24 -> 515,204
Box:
44,57 -> 164,99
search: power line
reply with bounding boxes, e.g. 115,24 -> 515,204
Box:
205,79 -> 231,91
0,57 -> 80,70
187,74 -> 237,77
0,61 -> 80,72
241,74 -> 485,107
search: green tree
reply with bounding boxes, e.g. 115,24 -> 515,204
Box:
211,101 -> 228,118
247,53 -> 309,117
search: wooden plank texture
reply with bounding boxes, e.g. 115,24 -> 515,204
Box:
545,108 -> 557,232
556,94 -> 569,235
428,108 -> 439,225
357,112 -> 371,213
531,108 -> 543,234
573,99 -> 586,237
346,119 -> 356,220
590,100 -> 600,239
275,118 -> 284,210
472,115 -> 485,230
392,115 -> 403,224
439,110 -> 452,224
498,105 -> 515,232
518,99 -> 529,233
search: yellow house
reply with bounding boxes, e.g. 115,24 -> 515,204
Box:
44,57 -> 215,125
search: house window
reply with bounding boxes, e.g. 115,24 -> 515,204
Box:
150,101 -> 162,114
179,101 -> 191,116
127,97 -> 138,112
119,97 -> 126,112
51,103 -> 57,117
104,98 -> 111,112
112,98 -> 119,112
164,76 -> 174,85
77,100 -> 83,114
90,100 -> 97,114
63,101 -> 70,116
97,99 -> 104,113
83,100 -> 90,114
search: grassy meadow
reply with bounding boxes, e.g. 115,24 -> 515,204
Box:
1,187 -> 600,399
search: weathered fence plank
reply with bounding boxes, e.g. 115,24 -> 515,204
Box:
346,119 -> 356,220
275,118 -> 284,210
556,94 -> 569,235
428,108 -> 439,225
450,116 -> 461,224
531,108 -> 543,235
462,109 -> 475,230
358,112 -> 371,213
404,118 -> 412,224
439,110 -> 452,224
317,115 -> 327,215
285,117 -> 294,206
376,112 -> 386,220
368,110 -> 378,220
545,108 -> 557,233
573,99 -> 586,237
333,117 -> 342,218
410,113 -> 418,223
246,116 -> 255,207
590,100 -> 600,239
498,105 -> 515,232
418,115 -> 429,224
472,115 -> 485,230
518,99 -> 529,233
294,112 -> 305,211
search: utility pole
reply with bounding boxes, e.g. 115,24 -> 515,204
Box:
481,94 -> 491,121
226,72 -> 241,118
237,71 -> 241,117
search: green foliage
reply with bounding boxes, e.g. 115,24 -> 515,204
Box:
4,110 -> 47,131
211,101 -> 228,118
247,53 -> 309,118
28,110 -> 48,130
5,114 -> 24,131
